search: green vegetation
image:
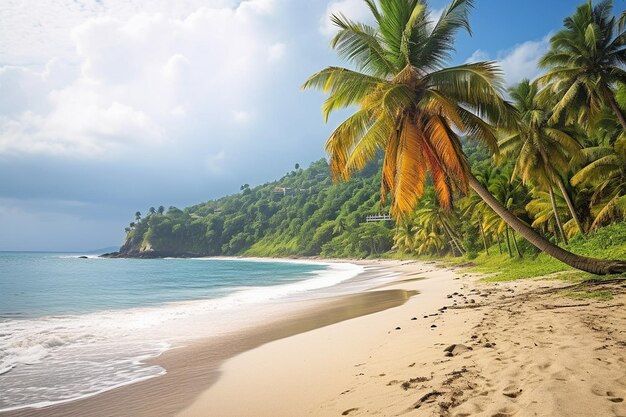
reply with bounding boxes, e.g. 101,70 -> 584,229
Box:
303,0 -> 626,275
118,0 -> 626,280
121,159 -> 395,258
462,223 -> 626,282
563,289 -> 614,301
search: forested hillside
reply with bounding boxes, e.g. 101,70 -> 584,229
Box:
112,1 -> 626,272
116,158 -> 394,258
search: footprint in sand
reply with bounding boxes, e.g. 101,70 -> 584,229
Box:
491,407 -> 518,417
502,386 -> 523,399
591,386 -> 625,403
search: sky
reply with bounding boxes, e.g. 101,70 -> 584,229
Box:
0,0 -> 612,251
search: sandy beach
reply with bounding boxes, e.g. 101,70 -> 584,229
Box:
4,259 -> 626,417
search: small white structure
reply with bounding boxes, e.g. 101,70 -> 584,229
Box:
366,214 -> 392,222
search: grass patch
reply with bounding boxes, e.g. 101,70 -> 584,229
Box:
459,222 -> 626,282
562,290 -> 614,301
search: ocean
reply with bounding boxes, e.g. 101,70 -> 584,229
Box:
0,252 -> 389,412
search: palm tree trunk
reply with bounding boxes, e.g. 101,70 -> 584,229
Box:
468,174 -> 626,275
504,226 -> 513,258
441,226 -> 459,256
511,231 -> 522,258
555,177 -> 585,235
553,221 -> 561,245
548,185 -> 568,245
442,222 -> 464,255
479,220 -> 489,255
496,232 -> 503,254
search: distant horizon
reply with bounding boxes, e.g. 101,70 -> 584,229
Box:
0,246 -> 120,253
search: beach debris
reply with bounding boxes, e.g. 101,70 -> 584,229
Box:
342,407 -> 359,415
395,327 -> 401,330
430,324 -> 437,328
411,317 -> 417,320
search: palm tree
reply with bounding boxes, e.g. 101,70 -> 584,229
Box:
303,0 -> 626,274
149,207 -> 156,215
392,220 -> 414,253
538,0 -> 626,130
461,190 -> 491,254
135,211 -> 141,222
487,172 -> 530,258
413,191 -> 464,255
526,188 -> 576,242
571,135 -> 626,229
415,230 -> 445,256
500,79 -> 585,240
157,206 -> 165,215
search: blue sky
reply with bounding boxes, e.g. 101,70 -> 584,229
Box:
0,0 -> 613,251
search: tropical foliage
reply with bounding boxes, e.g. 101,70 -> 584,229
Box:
121,159 -> 394,258
118,0 -> 626,275
304,0 -> 626,274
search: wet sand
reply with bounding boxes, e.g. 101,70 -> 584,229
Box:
2,263 -> 415,417
5,259 -> 626,417
177,262 -> 626,417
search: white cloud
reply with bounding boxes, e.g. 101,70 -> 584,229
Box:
0,0 -> 233,65
465,35 -> 551,86
0,0 -> 286,157
268,42 -> 286,61
320,0 -> 372,36
466,49 -> 490,63
232,110 -> 252,124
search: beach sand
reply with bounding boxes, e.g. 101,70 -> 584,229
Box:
4,259 -> 626,417
176,260 -> 626,417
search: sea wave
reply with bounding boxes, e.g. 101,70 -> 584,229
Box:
0,259 -> 364,412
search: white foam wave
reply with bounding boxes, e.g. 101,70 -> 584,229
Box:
0,260 -> 365,412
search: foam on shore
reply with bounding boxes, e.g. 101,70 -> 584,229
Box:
0,258 -> 374,412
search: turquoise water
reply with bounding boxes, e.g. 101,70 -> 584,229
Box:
0,252 -> 328,318
0,252 -> 363,412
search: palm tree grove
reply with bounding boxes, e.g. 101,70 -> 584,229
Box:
119,0 -> 626,279
303,0 -> 626,275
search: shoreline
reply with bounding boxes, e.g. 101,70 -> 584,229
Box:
4,258 -> 625,416
1,258 -> 415,417
177,261 -> 626,417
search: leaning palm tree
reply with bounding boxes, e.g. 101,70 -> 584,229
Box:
538,0 -> 626,130
303,0 -> 626,274
500,79 -> 585,240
